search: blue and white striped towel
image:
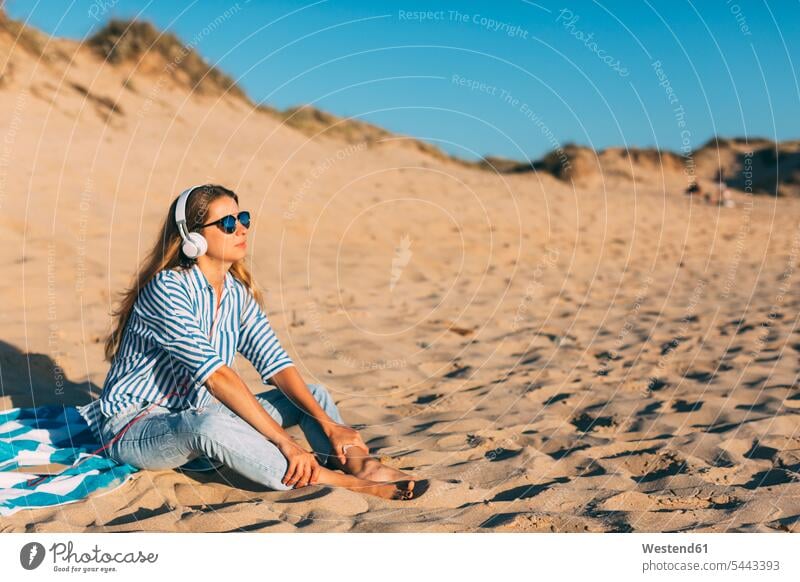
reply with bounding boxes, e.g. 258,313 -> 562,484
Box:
1,400 -> 224,517
0,401 -> 138,517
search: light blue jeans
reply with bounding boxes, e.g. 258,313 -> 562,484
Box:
99,383 -> 345,491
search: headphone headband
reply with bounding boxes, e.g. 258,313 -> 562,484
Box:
175,184 -> 209,259
175,184 -> 206,234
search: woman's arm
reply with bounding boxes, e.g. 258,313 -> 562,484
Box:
235,288 -> 365,468
135,271 -> 228,388
205,365 -> 294,447
205,365 -> 321,487
270,366 -> 368,465
236,291 -> 295,384
269,366 -> 337,433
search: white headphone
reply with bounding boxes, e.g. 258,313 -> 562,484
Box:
175,184 -> 208,259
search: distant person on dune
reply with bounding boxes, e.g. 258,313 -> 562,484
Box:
685,178 -> 734,208
96,184 -> 429,500
718,170 -> 736,207
710,169 -> 734,207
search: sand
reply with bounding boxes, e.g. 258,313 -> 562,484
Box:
1,25 -> 799,533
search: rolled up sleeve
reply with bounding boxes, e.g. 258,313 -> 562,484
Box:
237,290 -> 295,383
133,271 -> 226,387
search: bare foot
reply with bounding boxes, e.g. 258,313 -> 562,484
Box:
354,457 -> 417,483
352,479 -> 430,500
312,461 -> 429,500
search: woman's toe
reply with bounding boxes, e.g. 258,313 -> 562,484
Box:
392,487 -> 410,500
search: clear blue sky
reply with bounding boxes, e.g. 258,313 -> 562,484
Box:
6,0 -> 799,162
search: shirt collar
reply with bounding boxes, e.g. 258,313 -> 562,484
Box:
191,263 -> 235,291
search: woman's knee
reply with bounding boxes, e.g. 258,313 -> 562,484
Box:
308,383 -> 333,408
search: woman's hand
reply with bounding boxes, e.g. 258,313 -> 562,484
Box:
276,439 -> 320,488
324,423 -> 369,465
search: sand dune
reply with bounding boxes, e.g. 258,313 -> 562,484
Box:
1,13 -> 799,532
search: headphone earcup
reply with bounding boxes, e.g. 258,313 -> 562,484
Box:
182,232 -> 208,258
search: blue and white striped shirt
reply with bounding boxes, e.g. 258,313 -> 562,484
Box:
77,263 -> 294,440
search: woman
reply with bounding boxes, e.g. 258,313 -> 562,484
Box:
98,184 -> 428,500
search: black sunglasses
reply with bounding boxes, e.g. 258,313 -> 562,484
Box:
199,211 -> 251,234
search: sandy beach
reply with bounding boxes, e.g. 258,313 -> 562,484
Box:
1,14 -> 799,533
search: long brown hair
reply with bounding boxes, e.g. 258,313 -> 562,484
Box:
103,184 -> 264,363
